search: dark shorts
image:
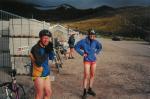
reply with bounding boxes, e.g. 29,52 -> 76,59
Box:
69,45 -> 74,48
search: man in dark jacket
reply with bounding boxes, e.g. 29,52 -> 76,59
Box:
68,33 -> 75,59
75,30 -> 102,99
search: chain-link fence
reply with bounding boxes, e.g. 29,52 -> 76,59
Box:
0,10 -> 50,74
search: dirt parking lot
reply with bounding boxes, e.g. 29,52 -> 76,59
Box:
0,38 -> 150,99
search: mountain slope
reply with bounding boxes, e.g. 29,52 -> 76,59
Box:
0,1 -> 116,21
63,6 -> 150,39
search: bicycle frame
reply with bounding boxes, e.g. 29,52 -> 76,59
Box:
5,86 -> 12,98
53,47 -> 63,73
0,70 -> 26,99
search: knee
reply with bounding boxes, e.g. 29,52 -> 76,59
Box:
36,92 -> 43,98
90,72 -> 95,78
45,88 -> 52,97
84,73 -> 89,79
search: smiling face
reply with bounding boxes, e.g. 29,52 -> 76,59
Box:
40,36 -> 51,46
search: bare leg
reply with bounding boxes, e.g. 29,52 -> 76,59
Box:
71,48 -> 74,58
87,63 -> 96,96
89,63 -> 96,88
44,76 -> 52,99
34,77 -> 44,99
83,63 -> 90,89
69,48 -> 72,58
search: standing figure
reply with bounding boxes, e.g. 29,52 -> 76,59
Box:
68,34 -> 75,59
75,30 -> 102,99
30,29 -> 54,99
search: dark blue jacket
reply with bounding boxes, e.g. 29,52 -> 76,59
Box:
75,37 -> 102,62
68,35 -> 75,48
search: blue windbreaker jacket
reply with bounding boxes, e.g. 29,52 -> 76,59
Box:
75,37 -> 102,62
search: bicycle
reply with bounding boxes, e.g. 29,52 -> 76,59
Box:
0,69 -> 26,99
53,46 -> 64,73
52,38 -> 66,73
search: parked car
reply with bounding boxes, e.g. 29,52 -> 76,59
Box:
112,36 -> 122,41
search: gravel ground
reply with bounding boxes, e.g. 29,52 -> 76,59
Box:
0,38 -> 150,99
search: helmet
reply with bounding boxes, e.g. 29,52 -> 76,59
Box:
88,29 -> 96,35
39,29 -> 52,38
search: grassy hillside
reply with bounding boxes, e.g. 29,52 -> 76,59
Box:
63,6 -> 150,39
63,15 -> 122,33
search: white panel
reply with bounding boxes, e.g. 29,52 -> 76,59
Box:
0,21 -> 9,30
9,38 -> 29,55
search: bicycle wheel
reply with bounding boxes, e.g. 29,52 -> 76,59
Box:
0,83 -> 13,99
0,83 -> 26,99
16,84 -> 26,99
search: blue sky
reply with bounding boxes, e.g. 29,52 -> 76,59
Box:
12,0 -> 150,9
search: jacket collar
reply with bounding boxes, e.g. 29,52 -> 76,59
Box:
85,36 -> 94,44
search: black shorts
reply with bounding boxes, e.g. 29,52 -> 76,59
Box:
69,45 -> 74,48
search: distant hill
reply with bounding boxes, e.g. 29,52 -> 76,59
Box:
0,1 -> 39,18
0,1 -> 116,21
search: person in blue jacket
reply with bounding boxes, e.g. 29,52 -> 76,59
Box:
75,30 -> 102,99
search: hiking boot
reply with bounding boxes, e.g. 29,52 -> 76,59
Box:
71,57 -> 75,59
87,88 -> 96,96
68,57 -> 72,59
82,94 -> 87,99
82,89 -> 87,99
